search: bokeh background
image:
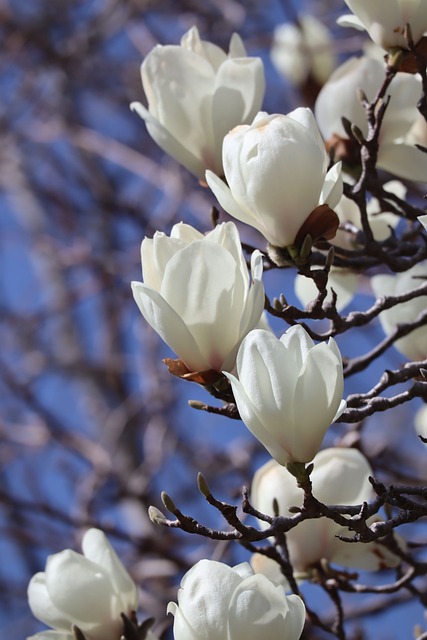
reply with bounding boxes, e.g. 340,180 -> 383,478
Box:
2,0 -> 427,638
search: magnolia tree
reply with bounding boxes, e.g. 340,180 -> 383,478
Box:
20,1 -> 427,639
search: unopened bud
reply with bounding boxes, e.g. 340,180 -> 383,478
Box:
386,47 -> 404,70
197,472 -> 211,497
188,400 -> 206,410
300,234 -> 313,260
356,88 -> 368,105
161,491 -> 177,513
350,123 -> 365,145
326,246 -> 335,268
148,505 -> 167,524
273,297 -> 283,311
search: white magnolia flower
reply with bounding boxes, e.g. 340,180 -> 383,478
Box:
131,26 -> 265,181
27,529 -> 138,640
251,448 -> 401,574
371,262 -> 427,361
131,222 -> 264,375
339,0 -> 427,50
315,56 -> 427,181
225,326 -> 346,465
167,559 -> 306,640
206,109 -> 343,249
271,15 -> 336,86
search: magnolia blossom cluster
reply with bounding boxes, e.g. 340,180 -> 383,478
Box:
27,530 -> 305,640
251,449 -> 400,579
27,8 -> 427,638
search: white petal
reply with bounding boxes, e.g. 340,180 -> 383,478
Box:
44,551 -> 117,634
336,14 -> 366,30
166,602 -> 199,640
160,242 -> 246,370
28,572 -> 70,631
225,370 -> 293,466
130,102 -> 205,178
320,162 -> 343,209
250,553 -> 290,589
81,529 -> 138,612
311,448 -> 372,505
287,107 -> 328,168
292,344 -> 344,462
228,574 -> 305,640
279,325 -> 314,370
377,142 -> 427,182
175,560 -> 241,637
205,170 -> 261,231
331,534 -> 400,570
131,281 -> 206,371
229,32 -> 247,58
211,58 -> 265,147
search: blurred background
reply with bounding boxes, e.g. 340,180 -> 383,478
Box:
2,0 -> 426,638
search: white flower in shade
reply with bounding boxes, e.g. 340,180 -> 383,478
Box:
206,109 -> 343,250
338,0 -> 427,50
251,448 -> 401,575
131,26 -> 265,181
167,559 -> 306,640
27,529 -> 138,640
315,55 -> 427,181
224,326 -> 346,465
332,181 -> 404,251
271,15 -> 336,86
131,222 -> 264,377
371,262 -> 427,361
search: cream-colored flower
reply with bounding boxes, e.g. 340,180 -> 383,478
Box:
271,15 -> 336,86
371,262 -> 427,361
251,448 -> 401,575
168,559 -> 306,640
339,0 -> 427,50
225,326 -> 346,465
132,222 -> 264,374
131,26 -> 265,180
206,109 -> 342,249
27,529 -> 138,640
